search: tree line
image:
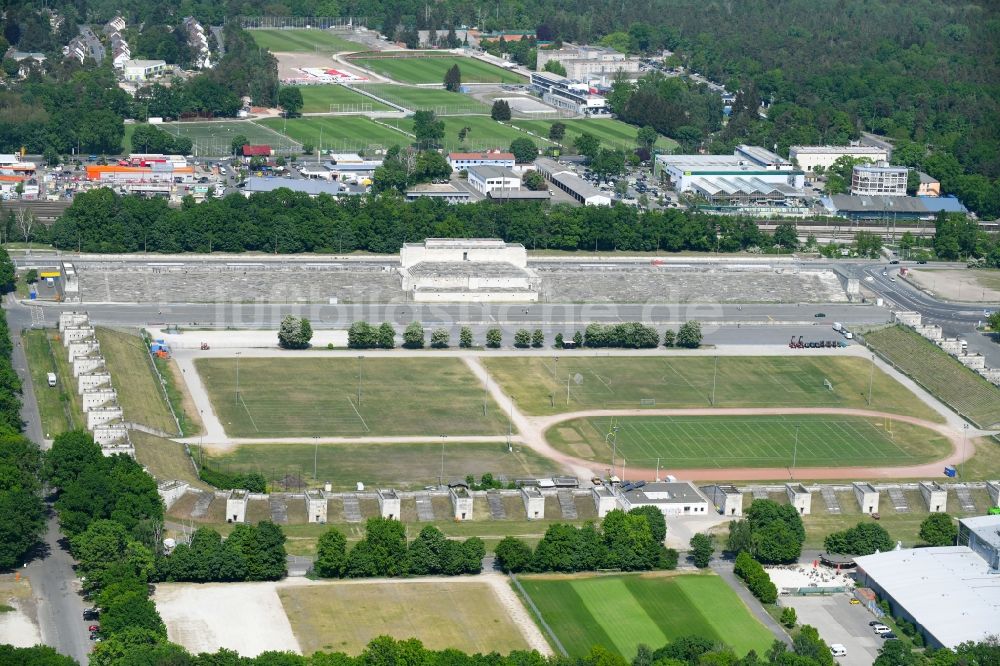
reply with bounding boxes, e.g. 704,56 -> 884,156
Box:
50,187 -> 792,255
157,523 -> 287,582
313,518 -> 484,579
495,507 -> 677,574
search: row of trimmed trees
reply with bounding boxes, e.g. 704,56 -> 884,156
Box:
346,321 -> 703,349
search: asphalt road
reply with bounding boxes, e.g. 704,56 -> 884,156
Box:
7,297 -> 91,663
859,262 -> 1000,368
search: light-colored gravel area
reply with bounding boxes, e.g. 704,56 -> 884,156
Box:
0,601 -> 41,648
905,268 -> 1000,302
155,581 -> 302,657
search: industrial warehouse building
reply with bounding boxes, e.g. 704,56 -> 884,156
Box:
534,158 -> 611,206
529,71 -> 609,115
854,543 -> 1000,649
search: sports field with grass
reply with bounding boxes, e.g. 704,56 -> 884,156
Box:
96,328 -> 178,435
548,414 -> 949,469
296,85 -> 392,113
258,116 -> 408,152
352,83 -> 489,114
249,29 -> 366,52
864,325 -> 1000,428
202,440 -> 560,489
196,357 -> 508,437
384,115 -> 529,151
125,121 -> 301,155
349,53 -> 523,84
518,573 -> 773,658
483,355 -> 939,420
512,118 -> 678,152
279,580 -> 534,655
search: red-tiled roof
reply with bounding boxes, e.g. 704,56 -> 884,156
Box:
448,151 -> 515,160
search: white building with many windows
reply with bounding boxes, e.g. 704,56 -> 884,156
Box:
851,161 -> 908,197
788,145 -> 889,172
466,165 -> 520,194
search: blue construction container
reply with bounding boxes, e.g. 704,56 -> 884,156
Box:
944,465 -> 957,478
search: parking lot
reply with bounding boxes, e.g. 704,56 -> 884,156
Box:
779,595 -> 883,666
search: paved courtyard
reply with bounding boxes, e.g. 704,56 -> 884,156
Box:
779,595 -> 883,666
76,264 -> 847,304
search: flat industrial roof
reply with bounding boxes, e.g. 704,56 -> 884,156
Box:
855,546 -> 1000,647
790,145 -> 887,154
468,165 -> 518,180
620,481 -> 708,505
960,515 -> 1000,552
245,176 -> 349,196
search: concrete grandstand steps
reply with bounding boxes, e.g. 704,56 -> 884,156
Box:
341,494 -> 363,522
486,491 -> 506,519
414,493 -> 435,521
557,490 -> 578,519
269,495 -> 289,524
190,491 -> 215,518
820,487 -> 842,513
954,486 -> 977,512
752,488 -> 770,501
887,488 -> 910,513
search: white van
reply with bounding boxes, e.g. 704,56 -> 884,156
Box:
47,372 -> 57,387
872,624 -> 892,635
830,644 -> 847,658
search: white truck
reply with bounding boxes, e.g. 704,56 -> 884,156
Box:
47,372 -> 57,387
832,322 -> 842,332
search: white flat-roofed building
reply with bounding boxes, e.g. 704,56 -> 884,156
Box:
123,59 -> 167,81
448,150 -> 515,170
854,546 -> 1000,649
655,146 -> 805,192
404,183 -> 471,204
467,165 -> 521,194
788,145 -> 888,172
700,484 -> 743,516
853,482 -> 879,514
529,71 -> 609,115
536,45 -> 640,84
851,161 -> 908,197
614,481 -> 711,517
958,515 -> 1000,569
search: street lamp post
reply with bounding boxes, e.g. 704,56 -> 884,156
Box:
961,423 -> 970,477
313,437 -> 319,480
711,355 -> 719,406
867,354 -> 875,406
234,352 -> 241,405
791,425 -> 800,479
357,355 -> 363,406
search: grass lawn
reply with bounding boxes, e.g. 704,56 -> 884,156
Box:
353,84 -> 488,113
126,120 -> 301,155
864,325 -> 1000,428
483,356 -> 941,421
249,29 -> 365,52
201,440 -> 560,490
518,572 -> 773,658
512,118 -> 678,152
44,331 -> 85,428
279,580 -> 532,654
195,357 -> 508,438
96,328 -> 178,435
548,414 -> 949,469
258,116 -> 408,152
296,85 -> 392,113
22,330 -> 75,436
132,431 -> 208,489
384,115 -> 529,152
349,54 -> 523,84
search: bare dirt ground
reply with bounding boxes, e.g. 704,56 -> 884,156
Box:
0,576 -> 41,648
905,268 -> 1000,302
155,576 -> 550,658
155,582 -> 301,657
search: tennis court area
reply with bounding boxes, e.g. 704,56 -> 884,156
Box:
548,414 -> 950,469
195,357 -> 508,438
349,54 -> 523,84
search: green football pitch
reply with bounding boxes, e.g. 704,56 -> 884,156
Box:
124,121 -> 301,155
296,85 -> 393,113
349,54 -> 523,84
483,355 -> 941,421
257,116 -> 410,152
512,118 -> 678,152
352,84 -> 488,114
196,357 -> 508,438
518,573 -> 774,658
249,29 -> 365,52
547,414 -> 950,469
383,115 -> 530,152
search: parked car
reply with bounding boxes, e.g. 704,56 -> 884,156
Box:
881,632 -> 898,640
830,644 -> 847,658
873,624 -> 892,634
